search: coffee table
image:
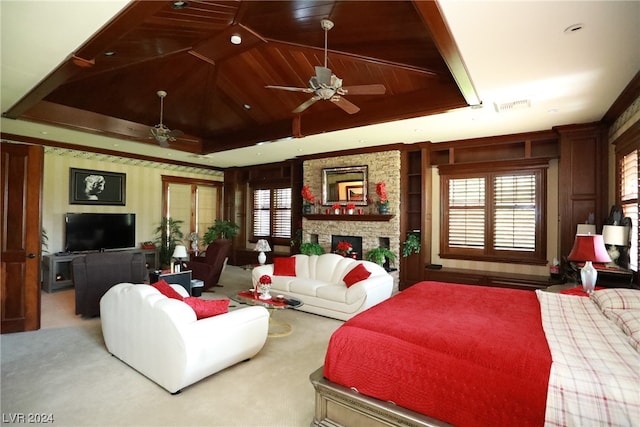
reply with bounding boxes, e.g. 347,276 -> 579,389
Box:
230,291 -> 303,337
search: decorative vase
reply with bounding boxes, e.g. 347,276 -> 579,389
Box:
348,209 -> 354,215
303,204 -> 312,214
334,208 -> 340,215
258,283 -> 272,300
378,204 -> 389,214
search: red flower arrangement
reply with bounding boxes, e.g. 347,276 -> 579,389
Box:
301,185 -> 315,204
259,275 -> 272,285
332,202 -> 341,210
376,182 -> 389,206
335,241 -> 353,256
346,203 -> 356,210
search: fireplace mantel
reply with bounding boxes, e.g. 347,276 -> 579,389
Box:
303,214 -> 395,222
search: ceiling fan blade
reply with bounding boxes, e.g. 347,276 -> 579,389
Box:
168,129 -> 184,138
342,84 -> 386,95
315,66 -> 332,86
293,96 -> 321,114
332,96 -> 360,114
265,85 -> 313,93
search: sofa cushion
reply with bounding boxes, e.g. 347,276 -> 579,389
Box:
290,279 -> 331,297
151,279 -> 185,301
343,263 -> 372,287
274,257 -> 296,276
182,297 -> 230,319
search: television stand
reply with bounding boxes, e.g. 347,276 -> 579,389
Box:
41,248 -> 159,293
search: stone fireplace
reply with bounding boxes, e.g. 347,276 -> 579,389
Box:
301,150 -> 402,267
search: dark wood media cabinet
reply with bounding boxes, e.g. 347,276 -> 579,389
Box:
423,267 -> 564,291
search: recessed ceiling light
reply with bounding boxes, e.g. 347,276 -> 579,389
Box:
40,131 -> 48,135
230,34 -> 242,45
564,23 -> 584,34
243,103 -> 251,110
104,51 -> 115,56
171,1 -> 188,9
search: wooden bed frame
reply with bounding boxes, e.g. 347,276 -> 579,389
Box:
309,367 -> 451,427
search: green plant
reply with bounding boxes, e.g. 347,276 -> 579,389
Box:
366,247 -> 397,266
153,217 -> 185,267
402,232 -> 421,257
202,219 -> 240,245
299,242 -> 325,256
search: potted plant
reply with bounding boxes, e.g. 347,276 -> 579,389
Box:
202,219 -> 240,245
153,218 -> 185,268
375,182 -> 389,214
366,246 -> 397,267
299,242 -> 325,255
402,232 -> 421,257
301,185 -> 315,214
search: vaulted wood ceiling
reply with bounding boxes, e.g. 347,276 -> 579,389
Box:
4,0 -> 474,156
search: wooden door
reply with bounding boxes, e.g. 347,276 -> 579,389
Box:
1,142 -> 43,333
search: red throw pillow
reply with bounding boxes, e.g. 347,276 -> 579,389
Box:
151,279 -> 184,300
343,263 -> 371,288
273,257 -> 296,276
183,297 -> 230,320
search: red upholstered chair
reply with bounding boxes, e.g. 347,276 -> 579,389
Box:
186,239 -> 232,291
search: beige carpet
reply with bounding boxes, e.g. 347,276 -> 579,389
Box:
2,266 -> 343,426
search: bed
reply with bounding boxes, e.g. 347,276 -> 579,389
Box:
311,281 -> 640,427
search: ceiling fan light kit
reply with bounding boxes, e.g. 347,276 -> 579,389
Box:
266,19 -> 386,115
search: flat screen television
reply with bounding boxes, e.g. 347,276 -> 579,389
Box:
65,213 -> 136,252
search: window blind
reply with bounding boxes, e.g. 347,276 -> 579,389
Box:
621,150 -> 638,271
494,174 -> 536,252
449,178 -> 485,248
252,187 -> 292,240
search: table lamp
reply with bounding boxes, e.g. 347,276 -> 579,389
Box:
172,245 -> 188,272
254,239 -> 271,265
602,225 -> 628,266
567,234 -> 611,294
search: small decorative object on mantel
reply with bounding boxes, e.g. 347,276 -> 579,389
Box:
375,182 -> 389,214
258,275 -> 272,300
346,203 -> 356,214
335,241 -> 353,257
332,203 -> 341,215
301,185 -> 315,214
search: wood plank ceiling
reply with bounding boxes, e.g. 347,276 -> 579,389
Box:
4,0 -> 474,156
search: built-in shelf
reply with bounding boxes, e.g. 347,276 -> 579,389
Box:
303,214 -> 395,222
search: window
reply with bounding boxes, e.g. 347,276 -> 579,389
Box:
440,161 -> 547,264
252,187 -> 291,244
620,149 -> 638,271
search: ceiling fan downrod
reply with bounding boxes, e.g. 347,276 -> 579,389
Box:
320,19 -> 334,69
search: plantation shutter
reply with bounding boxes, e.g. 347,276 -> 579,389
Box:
273,188 -> 292,238
494,174 -> 536,251
621,150 -> 638,271
253,189 -> 271,237
448,177 -> 485,248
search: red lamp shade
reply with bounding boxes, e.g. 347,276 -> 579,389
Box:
567,234 -> 612,263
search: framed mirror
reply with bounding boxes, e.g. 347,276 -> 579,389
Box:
322,165 -> 368,206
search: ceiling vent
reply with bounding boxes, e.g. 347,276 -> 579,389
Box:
493,99 -> 531,113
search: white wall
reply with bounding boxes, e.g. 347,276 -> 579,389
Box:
42,147 -> 222,254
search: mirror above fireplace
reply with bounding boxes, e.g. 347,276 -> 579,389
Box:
322,165 -> 368,206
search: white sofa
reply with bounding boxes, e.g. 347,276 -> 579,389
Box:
252,254 -> 393,321
100,283 -> 269,394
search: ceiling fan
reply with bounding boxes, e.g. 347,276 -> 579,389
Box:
150,90 -> 183,147
266,19 -> 386,114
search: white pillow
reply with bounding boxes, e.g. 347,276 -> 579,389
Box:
590,288 -> 640,311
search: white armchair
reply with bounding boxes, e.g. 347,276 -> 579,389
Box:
100,283 -> 269,393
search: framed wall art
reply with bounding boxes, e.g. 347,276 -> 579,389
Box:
69,168 -> 126,206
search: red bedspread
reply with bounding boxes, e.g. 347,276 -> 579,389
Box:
323,281 -> 552,427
